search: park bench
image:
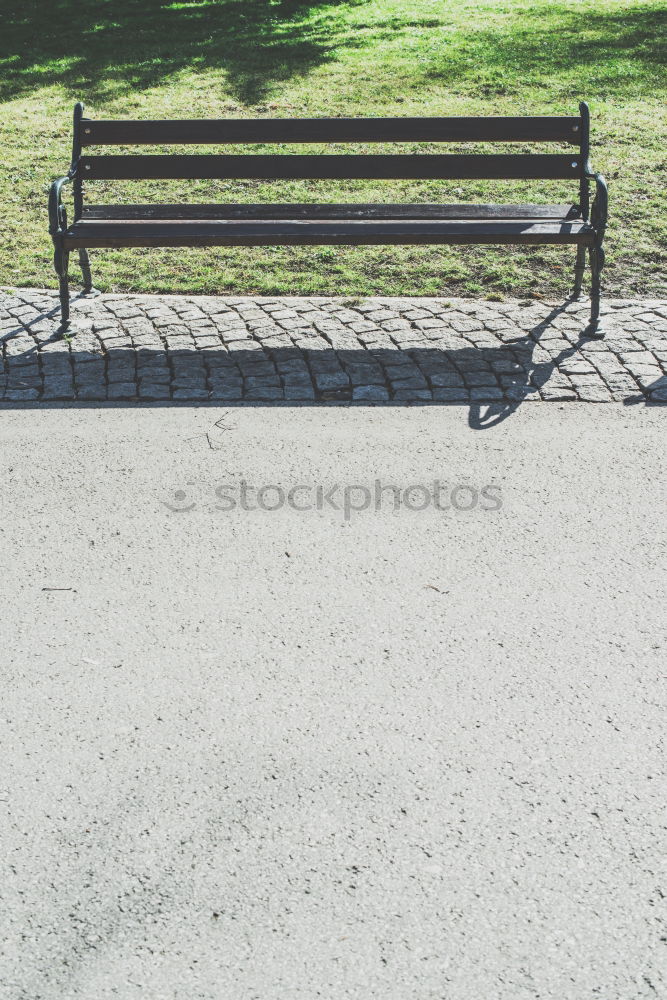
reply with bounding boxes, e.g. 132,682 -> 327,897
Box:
49,102 -> 607,336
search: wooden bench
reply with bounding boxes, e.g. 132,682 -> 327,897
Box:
49,101 -> 608,336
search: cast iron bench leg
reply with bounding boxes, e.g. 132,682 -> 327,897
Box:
584,168 -> 607,338
572,245 -> 586,299
586,241 -> 605,338
53,244 -> 70,330
79,248 -> 93,292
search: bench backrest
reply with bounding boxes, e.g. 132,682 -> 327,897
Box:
69,102 -> 591,213
73,103 -> 590,176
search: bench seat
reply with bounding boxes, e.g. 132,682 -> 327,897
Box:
64,203 -> 594,248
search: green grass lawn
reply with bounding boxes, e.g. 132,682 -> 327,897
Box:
2,0 -> 666,299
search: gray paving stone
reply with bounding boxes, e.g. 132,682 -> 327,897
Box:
350,320 -> 382,335
403,309 -> 432,321
245,375 -> 281,390
171,356 -> 205,369
569,375 -> 608,389
245,386 -> 285,400
470,386 -> 504,402
3,388 -> 39,401
107,369 -> 136,384
432,388 -> 470,402
415,319 -> 448,332
172,377 -> 207,389
504,384 -> 535,401
236,362 -> 277,378
275,359 -> 309,375
314,372 -> 350,391
282,373 -> 313,387
619,351 -> 658,366
367,309 -> 399,322
208,372 -> 243,385
74,368 -> 106,384
392,388 -> 433,401
138,384 -> 171,400
388,375 -> 429,390
6,354 -> 39,370
604,374 -> 640,391
578,387 -> 614,402
458,358 -> 494,372
384,363 -> 422,379
539,386 -> 579,401
352,385 -> 390,401
173,388 -> 209,400
107,382 -> 137,400
463,372 -> 500,388
139,376 -> 170,389
542,373 -> 573,388
320,387 -> 352,401
499,375 -> 528,389
590,359 -> 627,376
306,351 -> 345,368
642,341 -> 667,355
283,384 -> 316,400
209,386 -> 243,400
629,369 -> 664,390
7,374 -> 41,388
42,377 -> 75,398
450,319 -> 485,334
5,343 -> 36,361
560,360 -> 597,375
428,372 -> 465,388
77,385 -> 107,400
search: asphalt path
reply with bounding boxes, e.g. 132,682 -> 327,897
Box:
1,402 -> 665,999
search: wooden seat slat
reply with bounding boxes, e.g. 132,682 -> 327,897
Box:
64,218 -> 595,248
82,203 -> 581,221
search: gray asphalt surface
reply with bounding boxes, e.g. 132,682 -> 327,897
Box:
1,402 -> 665,999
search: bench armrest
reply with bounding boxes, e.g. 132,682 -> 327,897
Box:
584,170 -> 608,241
50,102 -> 88,236
49,173 -> 74,236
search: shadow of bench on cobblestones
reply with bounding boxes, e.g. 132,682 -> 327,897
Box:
623,373 -> 667,408
2,294 -> 665,425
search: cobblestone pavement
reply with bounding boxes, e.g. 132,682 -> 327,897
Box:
1,288 -> 666,406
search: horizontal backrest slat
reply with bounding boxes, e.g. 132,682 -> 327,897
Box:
79,154 -> 582,181
80,117 -> 582,145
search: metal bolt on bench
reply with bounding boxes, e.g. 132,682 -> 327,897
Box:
49,101 -> 608,336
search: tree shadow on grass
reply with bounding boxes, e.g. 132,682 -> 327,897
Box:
421,3 -> 667,100
0,0 -> 368,105
2,0 -> 665,108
